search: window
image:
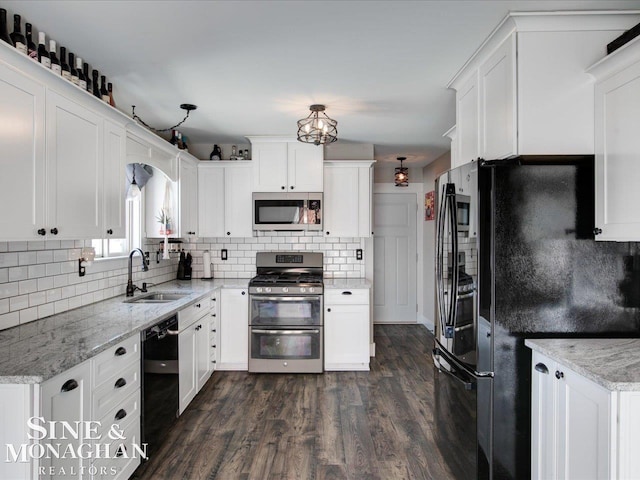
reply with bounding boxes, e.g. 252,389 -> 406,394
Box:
92,196 -> 142,258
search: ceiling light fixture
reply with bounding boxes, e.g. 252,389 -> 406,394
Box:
131,103 -> 197,133
297,104 -> 338,146
395,157 -> 409,187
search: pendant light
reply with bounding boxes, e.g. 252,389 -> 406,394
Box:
127,164 -> 142,201
297,104 -> 338,145
395,156 -> 409,187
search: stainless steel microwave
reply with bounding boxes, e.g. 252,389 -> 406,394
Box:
252,192 -> 322,231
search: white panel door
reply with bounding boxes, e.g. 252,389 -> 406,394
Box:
46,90 -> 103,239
179,158 -> 198,237
324,166 -> 359,237
457,72 -> 479,166
287,142 -> 323,192
196,315 -> 212,388
252,142 -> 288,192
197,165 -> 225,238
220,288 -> 249,370
224,164 -> 253,237
0,63 -> 46,240
178,321 -> 197,414
373,193 -> 417,323
103,120 -> 126,238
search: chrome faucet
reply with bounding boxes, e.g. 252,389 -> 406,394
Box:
126,248 -> 149,297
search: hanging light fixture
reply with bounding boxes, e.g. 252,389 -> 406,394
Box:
127,164 -> 142,201
131,103 -> 197,133
394,156 -> 409,187
297,104 -> 338,145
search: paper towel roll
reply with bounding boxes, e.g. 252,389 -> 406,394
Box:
203,250 -> 212,279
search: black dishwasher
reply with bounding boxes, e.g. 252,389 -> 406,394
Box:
140,315 -> 179,460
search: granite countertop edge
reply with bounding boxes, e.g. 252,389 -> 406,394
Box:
0,278 -> 249,385
525,338 -> 640,392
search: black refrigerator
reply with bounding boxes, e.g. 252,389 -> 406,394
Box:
433,156 -> 640,480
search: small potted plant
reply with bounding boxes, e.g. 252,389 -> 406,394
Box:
156,208 -> 172,235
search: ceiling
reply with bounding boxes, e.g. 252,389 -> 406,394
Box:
4,0 -> 640,167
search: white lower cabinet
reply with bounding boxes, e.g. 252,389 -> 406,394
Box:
178,296 -> 213,414
531,350 -> 640,479
324,289 -> 370,371
209,289 -> 220,371
219,288 -> 249,370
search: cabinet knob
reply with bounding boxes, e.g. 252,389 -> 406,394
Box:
211,314 -> 217,317
227,232 -> 231,236
107,229 -> 113,235
61,379 -> 78,393
37,228 -> 46,236
196,303 -> 201,308
281,186 -> 285,190
242,291 -> 246,295
326,231 -> 330,235
212,329 -> 217,332
555,370 -> 564,380
290,186 -> 295,190
50,227 -> 58,235
212,360 -> 217,364
594,228 -> 602,236
212,345 -> 217,348
327,308 -> 331,312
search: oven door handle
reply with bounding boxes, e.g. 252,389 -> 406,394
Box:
251,329 -> 321,335
250,296 -> 321,302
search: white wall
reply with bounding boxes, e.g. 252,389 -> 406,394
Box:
422,152 -> 451,332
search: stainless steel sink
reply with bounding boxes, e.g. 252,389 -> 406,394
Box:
124,292 -> 189,303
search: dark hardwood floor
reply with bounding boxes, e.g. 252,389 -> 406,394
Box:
133,324 -> 454,480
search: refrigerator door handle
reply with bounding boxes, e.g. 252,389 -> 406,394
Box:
433,347 -> 476,390
435,345 -> 494,379
447,188 -> 459,328
435,183 -> 448,333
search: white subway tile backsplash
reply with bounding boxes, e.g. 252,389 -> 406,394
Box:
28,264 -> 46,278
19,279 -> 38,295
0,299 -> 8,315
36,250 -> 53,264
18,252 -> 37,266
19,306 -> 38,324
0,252 -> 19,268
0,268 -> 7,284
10,295 -> 29,311
9,267 -> 28,282
9,242 -> 28,252
0,242 -> 7,252
0,312 -> 19,329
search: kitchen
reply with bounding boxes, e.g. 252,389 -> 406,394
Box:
1,1 -> 640,479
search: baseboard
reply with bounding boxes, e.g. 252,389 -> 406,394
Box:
418,314 -> 435,333
370,342 -> 375,357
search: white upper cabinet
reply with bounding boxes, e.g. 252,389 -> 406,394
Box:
178,153 -> 199,238
248,136 -> 323,192
46,89 -> 104,240
324,161 -> 374,238
449,12 -> 640,165
0,61 -> 46,240
103,120 -> 127,238
589,37 -> 640,241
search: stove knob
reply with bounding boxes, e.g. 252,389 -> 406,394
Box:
265,287 -> 272,293
282,287 -> 289,293
309,287 -> 315,293
300,287 -> 306,293
256,287 -> 263,293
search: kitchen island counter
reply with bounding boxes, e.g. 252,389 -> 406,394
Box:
526,338 -> 640,391
0,279 -> 249,384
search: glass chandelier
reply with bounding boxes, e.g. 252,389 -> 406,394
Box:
297,104 -> 338,145
395,156 -> 409,187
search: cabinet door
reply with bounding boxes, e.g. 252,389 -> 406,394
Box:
196,316 -> 212,389
40,361 -> 91,480
556,363 -> 611,480
46,90 -> 103,239
210,291 -> 220,371
179,158 -> 198,238
287,142 -> 323,192
456,72 -> 479,165
0,63 -> 46,240
594,60 -> 640,241
324,304 -> 369,370
224,165 -> 253,237
103,120 -> 127,238
252,142 -> 288,192
479,34 -> 516,160
178,321 -> 197,414
531,352 -> 557,480
220,289 -> 249,370
198,165 -> 225,238
324,166 -> 359,237
0,385 -> 33,480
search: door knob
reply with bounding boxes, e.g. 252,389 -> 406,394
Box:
50,227 -> 58,235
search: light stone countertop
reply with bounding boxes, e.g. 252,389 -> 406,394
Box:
323,278 -> 372,289
525,338 -> 640,392
0,278 -> 249,384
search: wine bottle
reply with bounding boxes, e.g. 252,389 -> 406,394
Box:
60,46 -> 71,80
49,40 -> 61,75
25,23 -> 37,60
10,14 -> 26,54
0,9 -> 13,46
83,62 -> 90,92
75,56 -> 86,90
37,32 -> 50,68
108,82 -> 115,107
92,69 -> 100,97
100,75 -> 109,102
68,52 -> 79,85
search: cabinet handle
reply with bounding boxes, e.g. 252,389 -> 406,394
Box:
534,363 -> 548,374
341,291 -> 352,295
37,228 -> 46,236
115,409 -> 127,420
107,229 -> 113,235
594,228 -> 602,236
212,297 -> 216,301
61,379 -> 78,393
115,347 -> 127,356
242,291 -> 246,295
326,231 -> 330,235
211,329 -> 217,333
211,313 -> 217,317
114,378 -> 127,388
281,186 -> 285,190
227,232 -> 231,236
50,227 -> 58,235
116,446 -> 127,458
327,308 -> 331,312
196,303 -> 201,308
555,370 -> 564,380
212,360 -> 217,364
212,344 -> 216,348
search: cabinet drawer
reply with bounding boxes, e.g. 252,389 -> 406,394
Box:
96,389 -> 141,441
93,361 -> 140,421
92,417 -> 141,480
179,295 -> 212,328
92,335 -> 140,389
325,289 -> 369,305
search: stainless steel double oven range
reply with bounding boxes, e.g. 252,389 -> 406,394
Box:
249,252 -> 323,373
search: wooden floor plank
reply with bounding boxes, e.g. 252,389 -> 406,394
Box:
132,324 -> 455,480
